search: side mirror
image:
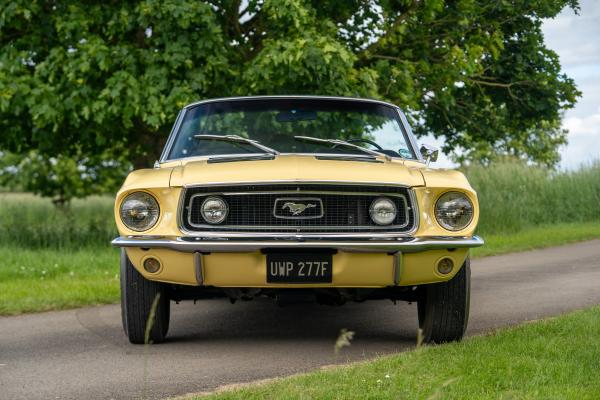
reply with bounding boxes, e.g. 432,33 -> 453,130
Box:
419,144 -> 439,165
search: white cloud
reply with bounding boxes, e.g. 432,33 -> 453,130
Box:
542,0 -> 600,168
564,108 -> 600,137
559,107 -> 600,169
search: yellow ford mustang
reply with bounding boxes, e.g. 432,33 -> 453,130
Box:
112,96 -> 483,344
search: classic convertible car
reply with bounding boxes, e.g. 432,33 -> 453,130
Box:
112,96 -> 483,344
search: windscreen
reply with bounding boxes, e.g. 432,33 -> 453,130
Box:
167,98 -> 416,160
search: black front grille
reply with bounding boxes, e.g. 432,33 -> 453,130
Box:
181,184 -> 416,233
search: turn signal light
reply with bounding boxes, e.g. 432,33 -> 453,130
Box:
437,258 -> 454,275
143,257 -> 161,273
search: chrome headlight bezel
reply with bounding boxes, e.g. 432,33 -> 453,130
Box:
434,191 -> 474,231
119,191 -> 160,232
201,196 -> 229,224
369,197 -> 398,226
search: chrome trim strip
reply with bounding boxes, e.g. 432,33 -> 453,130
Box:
178,230 -> 417,239
178,185 -> 416,233
187,190 -> 407,197
167,153 -> 389,164
183,95 -> 403,111
207,154 -> 276,163
112,236 -> 484,254
183,180 -> 414,189
314,155 -> 382,163
289,152 -> 384,159
159,108 -> 186,163
397,109 -> 422,162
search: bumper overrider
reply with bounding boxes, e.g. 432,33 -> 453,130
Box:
112,235 -> 483,288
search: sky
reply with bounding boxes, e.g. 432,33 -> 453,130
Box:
543,0 -> 600,169
429,0 -> 600,169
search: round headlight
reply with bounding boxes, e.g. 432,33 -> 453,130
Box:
201,196 -> 228,224
435,191 -> 474,231
119,192 -> 160,232
369,197 -> 397,225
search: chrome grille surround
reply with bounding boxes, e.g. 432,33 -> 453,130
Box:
178,182 -> 418,236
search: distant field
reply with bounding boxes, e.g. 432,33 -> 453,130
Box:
467,161 -> 600,235
0,193 -> 115,248
0,162 -> 599,314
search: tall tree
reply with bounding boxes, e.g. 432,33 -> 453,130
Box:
0,0 -> 580,168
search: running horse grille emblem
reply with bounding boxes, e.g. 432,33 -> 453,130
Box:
282,202 -> 316,216
273,198 -> 324,219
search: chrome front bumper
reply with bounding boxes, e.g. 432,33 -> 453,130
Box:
112,235 -> 484,253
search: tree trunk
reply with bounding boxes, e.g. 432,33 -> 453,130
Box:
131,122 -> 169,170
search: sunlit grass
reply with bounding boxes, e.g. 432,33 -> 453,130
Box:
472,221 -> 600,258
0,246 -> 119,315
198,307 -> 600,399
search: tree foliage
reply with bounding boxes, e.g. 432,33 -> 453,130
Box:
0,0 -> 580,168
0,148 -> 131,205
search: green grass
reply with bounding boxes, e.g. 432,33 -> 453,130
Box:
198,307 -> 600,399
472,221 -> 600,257
0,193 -> 120,315
0,246 -> 119,315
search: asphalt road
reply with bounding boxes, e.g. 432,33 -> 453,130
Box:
2,240 -> 600,400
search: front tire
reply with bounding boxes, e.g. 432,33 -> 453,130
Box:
417,257 -> 470,344
120,249 -> 170,344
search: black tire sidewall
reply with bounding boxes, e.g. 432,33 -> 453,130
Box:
418,257 -> 471,343
119,249 -> 170,344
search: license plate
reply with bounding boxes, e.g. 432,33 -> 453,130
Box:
266,253 -> 333,283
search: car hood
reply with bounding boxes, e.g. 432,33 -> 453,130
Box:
168,154 -> 425,187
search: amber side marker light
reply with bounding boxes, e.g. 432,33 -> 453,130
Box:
143,257 -> 161,273
437,258 -> 454,275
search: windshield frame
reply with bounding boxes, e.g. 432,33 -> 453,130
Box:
159,96 -> 422,164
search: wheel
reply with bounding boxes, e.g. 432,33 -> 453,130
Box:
120,249 -> 170,344
417,257 -> 470,344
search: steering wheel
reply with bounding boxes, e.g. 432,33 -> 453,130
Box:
345,138 -> 384,151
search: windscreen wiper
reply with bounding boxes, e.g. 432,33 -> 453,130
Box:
293,136 -> 391,161
193,134 -> 279,155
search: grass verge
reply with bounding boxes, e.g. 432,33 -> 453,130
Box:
197,307 -> 600,399
2,221 -> 600,316
0,246 -> 119,315
472,221 -> 600,258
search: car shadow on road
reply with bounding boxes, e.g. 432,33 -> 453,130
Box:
165,297 -> 418,347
